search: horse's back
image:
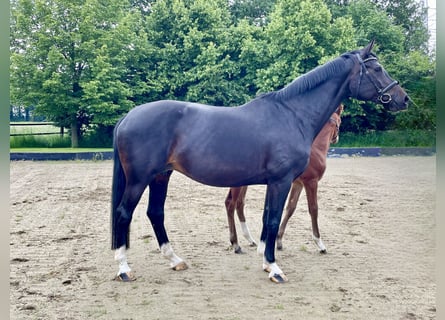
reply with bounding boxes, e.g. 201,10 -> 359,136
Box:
114,98 -> 311,187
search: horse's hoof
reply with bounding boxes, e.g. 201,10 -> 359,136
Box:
234,247 -> 245,254
320,249 -> 327,254
269,273 -> 288,283
249,242 -> 257,247
172,261 -> 188,271
276,244 -> 283,251
114,271 -> 136,282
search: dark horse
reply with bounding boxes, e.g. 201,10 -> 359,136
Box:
225,105 -> 343,254
111,40 -> 408,283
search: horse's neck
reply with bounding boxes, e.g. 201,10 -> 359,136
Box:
283,74 -> 349,141
312,123 -> 334,155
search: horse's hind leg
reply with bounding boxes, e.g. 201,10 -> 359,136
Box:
304,180 -> 326,253
225,188 -> 242,253
276,180 -> 303,250
225,186 -> 255,254
147,171 -> 187,270
235,186 -> 257,248
114,182 -> 147,281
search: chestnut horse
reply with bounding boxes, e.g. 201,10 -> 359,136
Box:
111,41 -> 408,283
225,105 -> 343,254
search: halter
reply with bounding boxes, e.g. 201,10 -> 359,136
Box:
355,54 -> 399,104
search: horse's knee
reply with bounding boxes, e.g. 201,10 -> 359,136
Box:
235,197 -> 245,210
225,201 -> 236,212
266,218 -> 281,232
117,209 -> 132,228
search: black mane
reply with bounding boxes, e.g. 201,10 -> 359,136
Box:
259,52 -> 356,101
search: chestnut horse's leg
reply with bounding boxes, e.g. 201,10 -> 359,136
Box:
225,186 -> 255,253
147,171 -> 187,270
304,180 -> 327,253
225,187 -> 243,253
234,187 -> 256,248
276,179 -> 304,250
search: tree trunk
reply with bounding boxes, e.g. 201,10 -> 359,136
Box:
70,123 -> 79,148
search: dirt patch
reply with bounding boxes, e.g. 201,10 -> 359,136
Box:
10,157 -> 436,319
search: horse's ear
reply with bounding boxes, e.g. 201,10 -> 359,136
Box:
361,39 -> 375,58
336,104 -> 344,115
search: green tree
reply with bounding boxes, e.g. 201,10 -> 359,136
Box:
228,0 -> 276,25
341,0 -> 404,132
347,0 -> 405,51
10,0 -> 434,143
342,0 -> 434,133
253,0 -> 356,93
389,50 -> 435,131
144,0 -> 249,106
10,0 -> 147,147
371,0 -> 429,52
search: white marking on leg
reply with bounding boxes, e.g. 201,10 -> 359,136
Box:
257,241 -> 265,255
267,262 -> 284,279
114,246 -> 131,276
160,243 -> 184,268
262,257 -> 271,273
312,235 -> 326,252
240,222 -> 256,245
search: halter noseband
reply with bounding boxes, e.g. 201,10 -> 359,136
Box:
355,53 -> 399,104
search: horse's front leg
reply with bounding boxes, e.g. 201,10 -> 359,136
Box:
148,172 -> 188,271
304,180 -> 327,253
259,181 -> 291,283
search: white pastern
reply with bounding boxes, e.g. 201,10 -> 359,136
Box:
114,246 -> 131,276
312,235 -> 326,252
160,243 -> 184,268
240,222 -> 256,244
266,262 -> 284,279
257,241 -> 265,255
262,257 -> 271,273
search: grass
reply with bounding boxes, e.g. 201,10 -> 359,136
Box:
336,129 -> 435,148
10,147 -> 113,153
10,125 -> 435,150
10,122 -> 60,134
10,122 -> 71,148
10,135 -> 72,149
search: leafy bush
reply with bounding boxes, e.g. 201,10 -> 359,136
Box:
336,130 -> 435,147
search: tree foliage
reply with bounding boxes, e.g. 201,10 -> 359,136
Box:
10,0 -> 435,147
254,0 -> 356,93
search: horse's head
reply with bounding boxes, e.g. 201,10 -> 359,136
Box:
348,40 -> 409,112
329,104 -> 343,144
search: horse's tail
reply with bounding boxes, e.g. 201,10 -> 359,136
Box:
111,117 -> 129,250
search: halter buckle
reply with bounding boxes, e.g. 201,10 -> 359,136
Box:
378,93 -> 392,104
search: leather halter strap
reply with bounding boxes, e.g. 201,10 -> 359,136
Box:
355,54 -> 398,104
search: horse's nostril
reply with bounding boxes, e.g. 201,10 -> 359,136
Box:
405,95 -> 409,102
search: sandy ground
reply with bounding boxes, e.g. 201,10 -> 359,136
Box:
10,156 -> 436,319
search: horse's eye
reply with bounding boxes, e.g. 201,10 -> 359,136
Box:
374,66 -> 382,72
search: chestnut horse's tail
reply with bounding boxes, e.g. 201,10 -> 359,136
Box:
111,117 -> 128,250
